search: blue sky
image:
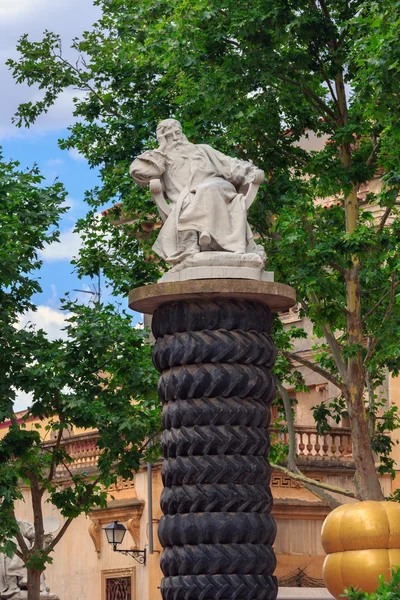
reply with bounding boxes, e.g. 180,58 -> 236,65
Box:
1,0 -> 142,409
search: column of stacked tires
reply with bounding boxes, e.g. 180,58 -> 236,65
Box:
152,298 -> 278,600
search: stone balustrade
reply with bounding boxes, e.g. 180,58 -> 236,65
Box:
273,425 -> 353,461
43,432 -> 100,480
45,424 -> 353,481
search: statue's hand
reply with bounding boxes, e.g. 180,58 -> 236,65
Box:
251,169 -> 265,185
157,133 -> 169,153
150,179 -> 163,195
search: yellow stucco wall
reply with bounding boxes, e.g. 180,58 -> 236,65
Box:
13,467 -> 163,600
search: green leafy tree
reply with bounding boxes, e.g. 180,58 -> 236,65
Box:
0,155 -> 159,600
7,0 -> 400,502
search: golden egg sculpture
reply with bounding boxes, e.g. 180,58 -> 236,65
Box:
321,501 -> 400,598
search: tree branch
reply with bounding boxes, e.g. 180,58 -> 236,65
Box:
11,509 -> 30,560
306,293 -> 347,381
302,85 -> 338,123
317,0 -> 339,51
377,204 -> 394,233
272,463 -> 356,498
45,395 -> 65,489
362,281 -> 400,322
320,322 -> 347,380
364,272 -> 397,366
335,71 -> 349,125
366,137 -> 380,169
44,518 -> 73,554
328,262 -> 346,277
274,75 -> 338,124
51,49 -> 127,121
310,42 -> 340,112
45,474 -> 103,554
138,431 -> 162,454
221,37 -> 240,49
276,381 -> 297,470
283,350 -> 345,391
276,381 -> 342,508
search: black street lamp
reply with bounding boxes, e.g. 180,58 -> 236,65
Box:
104,521 -> 146,565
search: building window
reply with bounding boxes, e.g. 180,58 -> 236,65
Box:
102,569 -> 135,600
106,576 -> 131,600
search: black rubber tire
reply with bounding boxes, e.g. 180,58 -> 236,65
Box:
160,483 -> 273,515
160,573 -> 278,600
152,299 -> 273,338
153,297 -> 277,599
162,425 -> 270,458
160,543 -> 276,576
153,330 -> 276,372
162,397 -> 271,430
162,455 -> 271,486
158,513 -> 276,546
158,363 -> 275,403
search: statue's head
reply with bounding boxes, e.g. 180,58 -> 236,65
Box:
157,119 -> 188,146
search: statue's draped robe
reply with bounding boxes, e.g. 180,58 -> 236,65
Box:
0,520 -> 54,599
130,142 -> 258,263
0,520 -> 34,598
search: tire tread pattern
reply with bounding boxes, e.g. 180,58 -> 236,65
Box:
160,574 -> 278,600
152,299 -> 273,338
162,397 -> 271,429
153,330 -> 276,371
162,455 -> 271,487
160,483 -> 273,515
158,513 -> 276,546
158,363 -> 275,403
161,544 -> 276,576
162,425 -> 270,458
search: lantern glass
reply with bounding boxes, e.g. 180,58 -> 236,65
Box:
105,521 -> 126,546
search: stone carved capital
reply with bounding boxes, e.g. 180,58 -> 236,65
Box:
126,515 -> 142,547
88,498 -> 145,554
88,518 -> 102,558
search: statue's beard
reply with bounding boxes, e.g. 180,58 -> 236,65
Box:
164,133 -> 190,149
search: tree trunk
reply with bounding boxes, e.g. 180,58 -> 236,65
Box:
334,65 -> 385,500
344,201 -> 384,501
27,567 -> 41,600
346,391 -> 384,500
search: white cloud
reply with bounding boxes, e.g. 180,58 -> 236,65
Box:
61,196 -> 79,211
45,158 -> 65,167
0,0 -> 47,24
40,227 -> 82,262
14,303 -> 72,410
18,304 -> 71,341
0,0 -> 100,140
68,147 -> 86,162
14,390 -> 33,412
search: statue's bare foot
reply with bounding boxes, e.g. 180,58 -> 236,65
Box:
199,231 -> 211,246
1,589 -> 22,599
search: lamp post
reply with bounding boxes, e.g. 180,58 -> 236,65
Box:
104,521 -> 146,565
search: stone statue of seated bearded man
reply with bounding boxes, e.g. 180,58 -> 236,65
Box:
130,119 -> 270,282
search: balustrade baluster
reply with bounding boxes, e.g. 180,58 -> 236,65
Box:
338,435 -> 345,456
306,432 -> 313,457
314,435 -> 321,457
322,433 -> 329,457
298,432 -> 305,456
346,435 -> 352,456
330,435 -> 337,457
